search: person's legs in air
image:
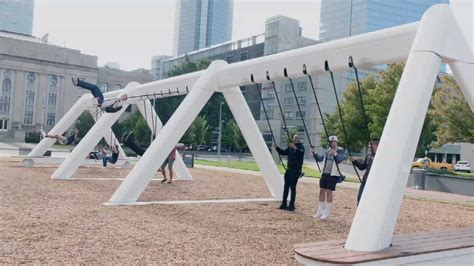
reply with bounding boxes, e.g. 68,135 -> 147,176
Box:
73,78 -> 104,106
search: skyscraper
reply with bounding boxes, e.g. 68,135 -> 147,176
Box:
173,0 -> 233,56
319,0 -> 449,42
0,0 -> 34,35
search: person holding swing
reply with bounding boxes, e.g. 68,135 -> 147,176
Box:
102,144 -> 119,167
311,135 -> 346,220
350,139 -> 379,205
275,134 -> 305,212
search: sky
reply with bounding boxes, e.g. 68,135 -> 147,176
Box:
33,0 -> 321,71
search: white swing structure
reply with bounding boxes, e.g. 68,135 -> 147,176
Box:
29,2 -> 472,256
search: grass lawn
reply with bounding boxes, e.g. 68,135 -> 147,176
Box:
194,159 -> 360,183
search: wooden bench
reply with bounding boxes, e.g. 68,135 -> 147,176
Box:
294,227 -> 474,265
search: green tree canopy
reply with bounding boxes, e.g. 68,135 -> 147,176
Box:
430,75 -> 474,146
189,115 -> 209,150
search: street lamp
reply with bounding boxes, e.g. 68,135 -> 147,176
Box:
218,102 -> 224,161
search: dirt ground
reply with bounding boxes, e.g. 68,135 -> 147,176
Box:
1,159 -> 473,264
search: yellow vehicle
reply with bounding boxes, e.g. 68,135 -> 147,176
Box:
411,158 -> 453,171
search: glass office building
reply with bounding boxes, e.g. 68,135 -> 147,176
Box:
173,0 -> 233,56
0,0 -> 34,35
320,0 -> 449,42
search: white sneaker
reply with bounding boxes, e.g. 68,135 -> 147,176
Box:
40,130 -> 46,138
320,203 -> 333,220
313,202 -> 326,218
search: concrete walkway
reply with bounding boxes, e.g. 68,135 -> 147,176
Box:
195,164 -> 474,206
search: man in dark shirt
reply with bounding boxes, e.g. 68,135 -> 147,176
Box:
275,134 -> 305,211
351,139 -> 379,205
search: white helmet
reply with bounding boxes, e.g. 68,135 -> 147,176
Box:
328,135 -> 338,142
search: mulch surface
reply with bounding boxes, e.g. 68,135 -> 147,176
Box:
1,159 -> 473,264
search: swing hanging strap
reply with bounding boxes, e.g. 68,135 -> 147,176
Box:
284,68 -> 322,173
266,72 -> 292,143
251,74 -> 287,171
325,60 -> 362,183
349,56 -> 374,155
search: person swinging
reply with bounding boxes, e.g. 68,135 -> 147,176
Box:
275,134 -> 305,211
311,135 -> 346,220
71,76 -> 128,113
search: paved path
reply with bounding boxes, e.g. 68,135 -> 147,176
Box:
195,164 -> 474,206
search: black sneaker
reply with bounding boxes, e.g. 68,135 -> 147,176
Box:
278,204 -> 287,210
286,205 -> 296,211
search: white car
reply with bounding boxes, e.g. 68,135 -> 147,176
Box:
454,161 -> 471,173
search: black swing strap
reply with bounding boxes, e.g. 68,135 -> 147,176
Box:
349,56 -> 374,155
251,75 -> 287,171
325,60 -> 362,183
284,68 -> 322,172
266,72 -> 292,143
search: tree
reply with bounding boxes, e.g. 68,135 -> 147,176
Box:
75,112 -> 95,138
430,75 -> 474,147
121,111 -> 151,145
189,115 -> 209,150
230,120 -> 247,159
366,64 -> 404,139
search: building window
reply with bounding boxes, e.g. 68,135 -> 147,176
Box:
284,111 -> 293,120
46,75 -> 59,127
226,55 -> 233,63
0,119 -> 7,131
284,97 -> 294,105
114,84 -> 121,91
296,111 -> 306,118
99,83 -> 108,93
0,69 -> 13,117
240,52 -> 248,61
297,81 -> 307,90
24,72 -> 37,125
284,83 -> 291,91
297,96 -> 307,105
297,126 -> 305,133
262,109 -> 273,120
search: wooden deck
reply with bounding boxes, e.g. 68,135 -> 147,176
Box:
294,227 -> 474,264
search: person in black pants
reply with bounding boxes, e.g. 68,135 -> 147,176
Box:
122,131 -> 146,156
275,134 -> 305,211
350,139 -> 379,205
72,76 -> 127,112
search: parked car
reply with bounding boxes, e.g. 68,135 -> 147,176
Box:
197,144 -> 210,151
411,157 -> 453,171
454,161 -> 471,173
210,146 -> 229,152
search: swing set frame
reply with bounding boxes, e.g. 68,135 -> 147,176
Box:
29,4 -> 472,253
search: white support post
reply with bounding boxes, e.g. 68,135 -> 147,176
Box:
222,87 -> 283,198
136,100 -> 192,180
108,61 -> 225,205
28,94 -> 94,157
51,83 -> 137,179
345,46 -> 443,252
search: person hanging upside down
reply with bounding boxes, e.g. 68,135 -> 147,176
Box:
350,139 -> 379,205
275,134 -> 305,212
311,135 -> 346,220
102,144 -> 119,167
71,76 -> 128,113
42,128 -> 81,145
